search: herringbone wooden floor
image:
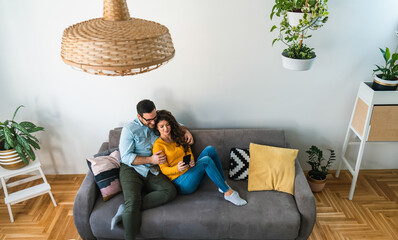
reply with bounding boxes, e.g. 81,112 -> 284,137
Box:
309,170 -> 398,240
0,174 -> 84,240
0,170 -> 397,239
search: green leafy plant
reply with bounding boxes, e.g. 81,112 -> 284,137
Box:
373,46 -> 398,80
283,43 -> 315,59
0,105 -> 44,164
306,145 -> 335,180
270,0 -> 328,59
270,0 -> 325,20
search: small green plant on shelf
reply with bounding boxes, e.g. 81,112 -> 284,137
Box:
0,105 -> 44,164
306,145 -> 335,180
373,46 -> 398,80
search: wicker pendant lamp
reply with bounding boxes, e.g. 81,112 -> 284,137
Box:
61,0 -> 175,76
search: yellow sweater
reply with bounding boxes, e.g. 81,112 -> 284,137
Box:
152,138 -> 194,181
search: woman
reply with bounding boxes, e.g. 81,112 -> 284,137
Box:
152,110 -> 247,206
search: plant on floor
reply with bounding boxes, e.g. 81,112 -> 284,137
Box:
0,105 -> 44,164
306,145 -> 335,180
270,0 -> 328,70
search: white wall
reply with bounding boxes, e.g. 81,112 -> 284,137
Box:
0,0 -> 397,174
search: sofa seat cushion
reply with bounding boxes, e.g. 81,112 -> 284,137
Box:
89,172 -> 300,240
227,179 -> 300,239
90,193 -> 125,239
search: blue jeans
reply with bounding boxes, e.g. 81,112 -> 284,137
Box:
172,146 -> 229,195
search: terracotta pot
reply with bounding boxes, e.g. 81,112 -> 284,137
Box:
0,149 -> 29,170
307,174 -> 326,192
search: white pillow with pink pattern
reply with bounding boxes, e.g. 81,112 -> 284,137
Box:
87,150 -> 121,201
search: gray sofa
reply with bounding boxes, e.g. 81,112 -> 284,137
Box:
74,128 -> 316,240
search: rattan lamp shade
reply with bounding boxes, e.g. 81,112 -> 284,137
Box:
61,0 -> 175,76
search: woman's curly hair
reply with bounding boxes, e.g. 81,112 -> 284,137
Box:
154,110 -> 190,153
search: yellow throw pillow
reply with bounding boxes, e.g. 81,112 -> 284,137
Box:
248,143 -> 298,195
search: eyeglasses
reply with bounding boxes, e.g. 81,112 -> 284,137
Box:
141,113 -> 158,122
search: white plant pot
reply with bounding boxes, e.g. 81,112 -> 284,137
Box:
287,12 -> 312,27
281,53 -> 316,71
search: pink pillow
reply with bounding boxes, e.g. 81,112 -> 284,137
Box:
87,150 -> 121,201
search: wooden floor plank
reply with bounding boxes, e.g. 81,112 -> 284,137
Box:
0,170 -> 397,239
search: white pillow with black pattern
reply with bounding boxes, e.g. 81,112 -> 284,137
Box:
229,147 -> 250,180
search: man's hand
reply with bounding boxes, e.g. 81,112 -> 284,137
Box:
184,130 -> 194,145
177,161 -> 189,172
150,151 -> 166,165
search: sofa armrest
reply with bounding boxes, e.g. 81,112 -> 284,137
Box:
294,158 -> 316,240
73,170 -> 100,240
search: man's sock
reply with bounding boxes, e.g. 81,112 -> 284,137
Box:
111,204 -> 125,230
224,191 -> 247,206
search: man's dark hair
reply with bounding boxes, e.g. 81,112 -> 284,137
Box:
136,99 -> 156,116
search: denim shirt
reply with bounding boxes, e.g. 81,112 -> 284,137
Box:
119,118 -> 159,177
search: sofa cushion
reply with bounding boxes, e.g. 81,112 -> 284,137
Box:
109,127 -> 123,149
87,150 -> 122,201
90,193 -> 125,239
93,147 -> 119,158
248,143 -> 298,195
106,128 -> 286,169
89,171 -> 300,240
229,147 -> 250,180
109,128 -> 285,157
141,175 -> 300,239
191,129 -> 286,170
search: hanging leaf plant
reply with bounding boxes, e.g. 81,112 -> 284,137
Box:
270,0 -> 329,70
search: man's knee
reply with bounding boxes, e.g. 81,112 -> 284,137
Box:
163,183 -> 177,202
124,192 -> 142,212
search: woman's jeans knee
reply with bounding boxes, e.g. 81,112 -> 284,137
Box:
173,146 -> 229,194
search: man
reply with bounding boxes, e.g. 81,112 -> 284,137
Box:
116,99 -> 194,240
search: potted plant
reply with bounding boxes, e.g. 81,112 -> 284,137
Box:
0,105 -> 44,170
270,0 -> 329,71
372,35 -> 398,91
305,145 -> 335,192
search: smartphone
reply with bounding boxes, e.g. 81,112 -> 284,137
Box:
183,154 -> 191,166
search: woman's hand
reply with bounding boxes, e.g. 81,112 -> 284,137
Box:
189,159 -> 195,167
177,161 -> 189,172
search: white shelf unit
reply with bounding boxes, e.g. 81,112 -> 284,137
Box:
336,82 -> 398,200
0,159 -> 57,222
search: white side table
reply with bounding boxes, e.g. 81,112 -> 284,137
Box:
336,82 -> 398,200
0,158 -> 57,222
